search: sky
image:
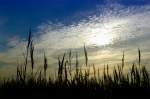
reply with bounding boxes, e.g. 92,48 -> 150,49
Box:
0,0 -> 150,77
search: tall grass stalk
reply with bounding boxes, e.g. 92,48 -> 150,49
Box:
44,52 -> 48,79
84,44 -> 88,66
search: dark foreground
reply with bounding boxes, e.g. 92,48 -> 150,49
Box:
1,87 -> 150,99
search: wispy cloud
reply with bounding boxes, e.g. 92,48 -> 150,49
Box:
34,4 -> 150,63
1,3 -> 150,77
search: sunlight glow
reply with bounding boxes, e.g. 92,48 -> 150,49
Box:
90,28 -> 114,46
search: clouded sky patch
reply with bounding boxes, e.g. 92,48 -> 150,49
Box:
1,0 -> 150,77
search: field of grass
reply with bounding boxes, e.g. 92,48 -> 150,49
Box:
0,30 -> 150,99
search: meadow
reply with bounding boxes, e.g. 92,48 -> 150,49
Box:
0,30 -> 150,99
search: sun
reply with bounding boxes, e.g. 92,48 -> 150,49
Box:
90,28 -> 114,46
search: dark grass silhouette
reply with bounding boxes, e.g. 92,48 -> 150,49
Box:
0,30 -> 150,99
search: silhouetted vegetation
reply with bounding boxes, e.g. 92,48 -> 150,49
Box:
0,30 -> 150,99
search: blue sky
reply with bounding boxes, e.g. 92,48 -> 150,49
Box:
0,0 -> 150,44
0,0 -> 104,41
1,0 -> 150,77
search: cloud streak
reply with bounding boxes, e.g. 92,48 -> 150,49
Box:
1,3 -> 150,77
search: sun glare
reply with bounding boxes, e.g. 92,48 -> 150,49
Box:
90,28 -> 114,46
